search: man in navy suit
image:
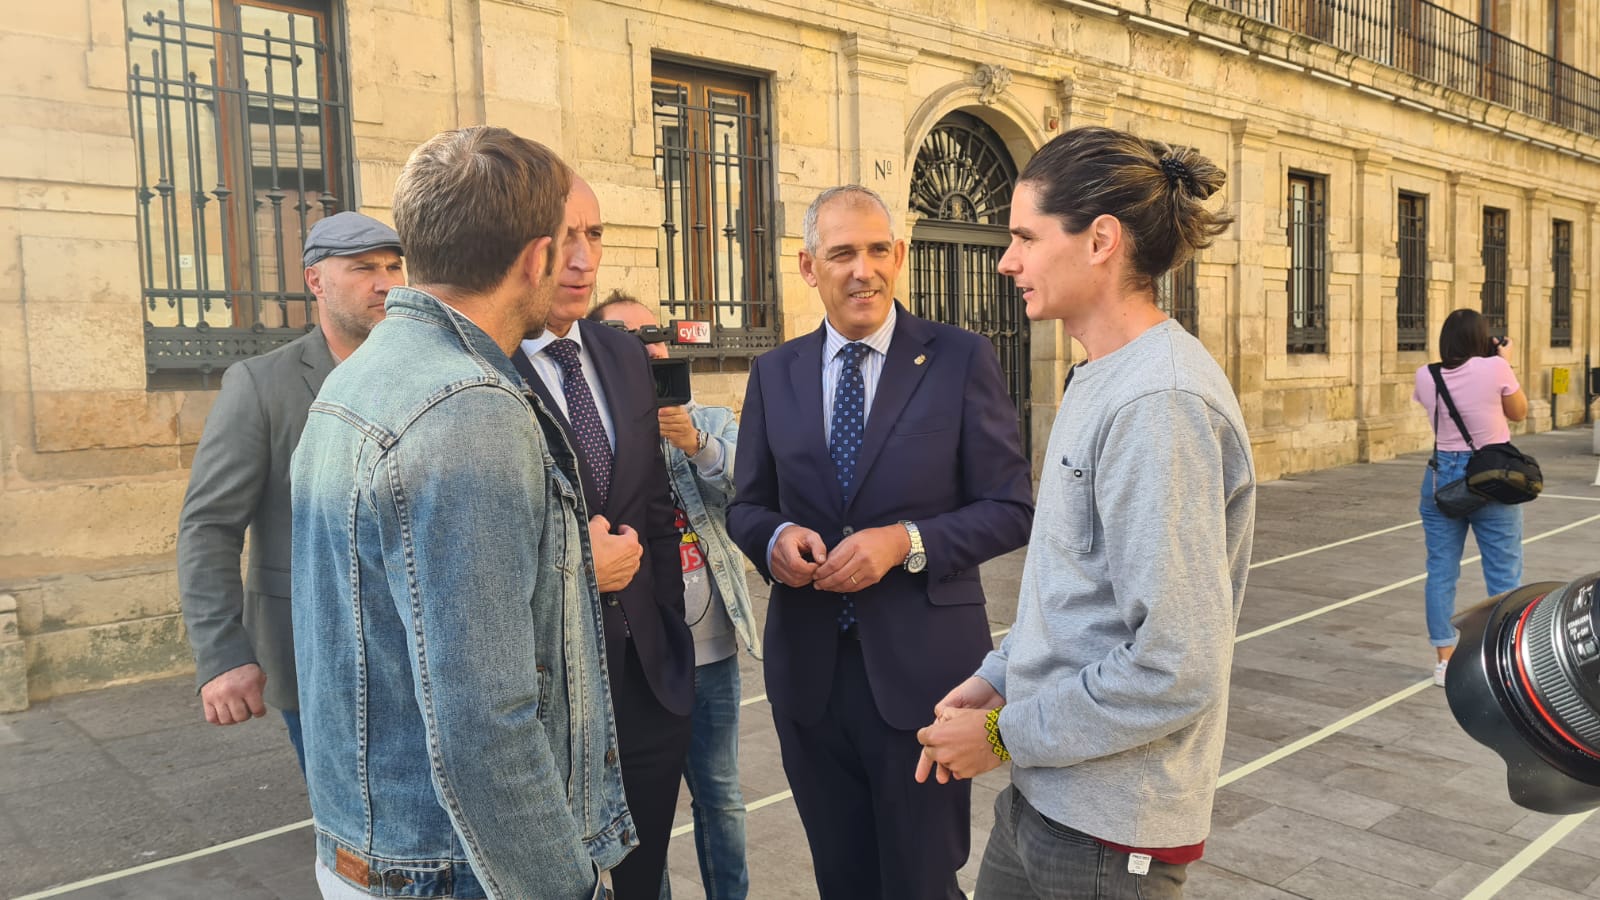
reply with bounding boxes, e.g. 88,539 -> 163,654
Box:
728,185 -> 1034,899
511,177 -> 694,899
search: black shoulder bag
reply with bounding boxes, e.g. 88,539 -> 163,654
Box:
1427,363 -> 1542,519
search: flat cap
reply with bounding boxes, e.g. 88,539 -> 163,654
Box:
303,212 -> 403,268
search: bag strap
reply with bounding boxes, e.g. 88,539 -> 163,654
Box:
1428,363 -> 1478,453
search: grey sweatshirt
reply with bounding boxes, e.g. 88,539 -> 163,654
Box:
976,319 -> 1256,848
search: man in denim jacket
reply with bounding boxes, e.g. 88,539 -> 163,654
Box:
590,293 -> 760,899
291,128 -> 633,899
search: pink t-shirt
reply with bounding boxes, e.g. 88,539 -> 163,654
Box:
1413,356 -> 1520,451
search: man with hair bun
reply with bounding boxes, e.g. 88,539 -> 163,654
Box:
918,126 -> 1257,900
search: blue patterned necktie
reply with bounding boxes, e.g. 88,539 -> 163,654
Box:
546,338 -> 612,508
829,341 -> 869,631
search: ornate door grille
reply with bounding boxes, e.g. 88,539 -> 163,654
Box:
908,112 -> 1030,455
128,0 -> 352,382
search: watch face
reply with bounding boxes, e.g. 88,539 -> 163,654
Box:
907,551 -> 928,574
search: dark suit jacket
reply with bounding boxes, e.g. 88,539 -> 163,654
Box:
513,320 -> 694,716
178,328 -> 335,710
728,305 -> 1034,731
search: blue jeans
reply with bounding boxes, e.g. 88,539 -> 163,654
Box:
662,654 -> 749,900
976,785 -> 1188,899
282,709 -> 306,777
1419,452 -> 1524,647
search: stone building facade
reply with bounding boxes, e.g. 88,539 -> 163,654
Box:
1,0 -> 1597,706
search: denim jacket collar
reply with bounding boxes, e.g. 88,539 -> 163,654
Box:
383,286 -> 527,390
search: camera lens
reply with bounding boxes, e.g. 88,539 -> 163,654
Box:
1447,573 -> 1600,813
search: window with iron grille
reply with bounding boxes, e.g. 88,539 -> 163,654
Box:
127,0 -> 353,386
652,61 -> 777,366
1396,192 -> 1429,352
1287,172 -> 1328,354
1481,207 -> 1509,336
1157,257 -> 1199,336
1551,219 -> 1572,347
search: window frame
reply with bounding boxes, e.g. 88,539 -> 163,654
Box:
1481,207 -> 1510,337
1551,218 -> 1573,348
128,0 -> 354,387
650,59 -> 779,366
1396,191 -> 1429,352
1286,171 -> 1329,355
1157,257 -> 1199,337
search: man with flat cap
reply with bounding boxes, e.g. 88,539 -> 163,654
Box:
179,211 -> 404,770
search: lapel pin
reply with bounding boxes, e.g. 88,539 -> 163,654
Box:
914,354 -> 927,366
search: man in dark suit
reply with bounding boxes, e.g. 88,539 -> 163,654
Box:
511,176 -> 694,899
178,212 -> 403,770
727,185 -> 1034,899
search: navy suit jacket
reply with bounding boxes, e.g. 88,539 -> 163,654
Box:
514,320 -> 694,716
728,305 -> 1034,731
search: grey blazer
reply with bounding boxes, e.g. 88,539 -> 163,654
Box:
178,328 -> 334,710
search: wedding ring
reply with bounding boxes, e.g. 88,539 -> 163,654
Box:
850,574 -> 860,585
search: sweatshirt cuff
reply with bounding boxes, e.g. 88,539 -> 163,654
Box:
975,652 -> 1008,701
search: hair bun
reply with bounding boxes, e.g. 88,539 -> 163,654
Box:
1160,154 -> 1212,199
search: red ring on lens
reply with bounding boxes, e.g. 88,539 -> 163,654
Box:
1512,596 -> 1600,760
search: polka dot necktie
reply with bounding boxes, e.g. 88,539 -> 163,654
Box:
546,338 -> 612,508
829,341 -> 869,631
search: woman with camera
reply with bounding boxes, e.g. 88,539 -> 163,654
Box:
1413,308 -> 1528,686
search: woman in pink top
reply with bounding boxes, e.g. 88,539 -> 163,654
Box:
1413,308 -> 1528,687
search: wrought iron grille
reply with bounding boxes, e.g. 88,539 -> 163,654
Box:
128,0 -> 352,382
909,112 -> 1014,225
1481,208 -> 1509,335
652,62 -> 777,366
1158,258 -> 1199,336
907,112 -> 1030,455
1397,192 -> 1429,351
1209,0 -> 1600,138
1287,173 -> 1328,354
1551,219 -> 1572,348
909,225 -> 1031,457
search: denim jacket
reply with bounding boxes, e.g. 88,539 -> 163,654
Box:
291,287 -> 634,899
667,404 -> 761,658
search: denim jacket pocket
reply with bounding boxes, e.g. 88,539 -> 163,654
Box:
1043,460 -> 1096,554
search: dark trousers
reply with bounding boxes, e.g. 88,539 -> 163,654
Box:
977,786 -> 1188,900
773,638 -> 969,900
610,639 -> 693,900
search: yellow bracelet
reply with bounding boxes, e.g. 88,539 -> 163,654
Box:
985,706 -> 1011,762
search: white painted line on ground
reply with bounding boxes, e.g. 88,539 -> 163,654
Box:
1461,810 -> 1596,900
1216,679 -> 1433,787
1236,572 -> 1427,642
1542,493 -> 1600,502
14,818 -> 315,900
1247,520 -> 1421,570
672,790 -> 796,838
1236,512 -> 1600,642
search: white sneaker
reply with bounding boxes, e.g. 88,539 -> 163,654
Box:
1434,660 -> 1448,687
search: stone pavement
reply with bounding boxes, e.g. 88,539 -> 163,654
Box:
5,427 -> 1600,899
